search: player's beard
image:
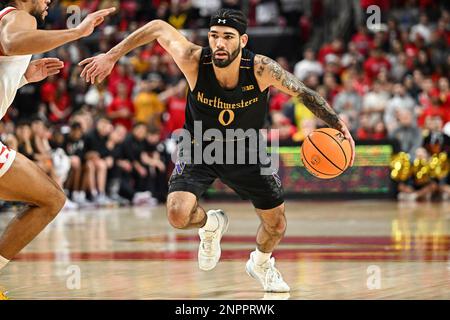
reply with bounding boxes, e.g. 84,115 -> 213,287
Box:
30,0 -> 46,24
212,44 -> 241,68
30,10 -> 45,24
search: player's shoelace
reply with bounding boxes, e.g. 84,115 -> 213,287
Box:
262,259 -> 283,287
200,231 -> 217,256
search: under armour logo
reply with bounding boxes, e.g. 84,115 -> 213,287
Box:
218,19 -> 226,24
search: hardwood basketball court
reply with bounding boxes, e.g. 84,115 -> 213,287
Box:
0,200 -> 449,299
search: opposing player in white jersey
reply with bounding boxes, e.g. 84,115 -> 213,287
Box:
0,0 -> 115,299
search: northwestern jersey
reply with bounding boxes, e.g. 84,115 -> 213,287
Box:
185,47 -> 269,135
0,7 -> 32,120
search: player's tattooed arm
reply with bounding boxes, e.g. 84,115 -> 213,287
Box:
254,54 -> 355,166
254,54 -> 341,130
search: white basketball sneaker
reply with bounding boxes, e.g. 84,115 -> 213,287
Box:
246,251 -> 290,292
198,209 -> 229,271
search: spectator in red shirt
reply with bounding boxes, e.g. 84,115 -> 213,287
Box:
162,82 -> 187,139
401,34 -> 420,69
372,120 -> 388,140
437,77 -> 450,111
318,38 -> 344,65
269,87 -> 290,113
363,48 -> 391,81
107,83 -> 135,131
357,114 -> 387,141
357,114 -> 374,140
351,25 -> 373,56
108,63 -> 136,98
48,78 -> 71,124
419,90 -> 449,128
323,54 -> 343,77
270,56 -> 296,112
40,75 -> 57,104
418,78 -> 435,109
141,41 -> 167,60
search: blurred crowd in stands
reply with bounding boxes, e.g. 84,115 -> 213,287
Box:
0,0 -> 449,210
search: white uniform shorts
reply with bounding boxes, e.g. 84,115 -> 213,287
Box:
0,140 -> 16,178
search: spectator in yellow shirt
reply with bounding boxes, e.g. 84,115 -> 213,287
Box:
133,80 -> 165,128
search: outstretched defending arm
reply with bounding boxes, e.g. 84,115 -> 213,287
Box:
79,19 -> 201,86
254,54 -> 356,166
0,8 -> 115,56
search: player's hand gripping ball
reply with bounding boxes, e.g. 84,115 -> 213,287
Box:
301,128 -> 352,179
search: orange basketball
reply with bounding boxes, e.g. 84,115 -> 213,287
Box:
301,128 -> 352,179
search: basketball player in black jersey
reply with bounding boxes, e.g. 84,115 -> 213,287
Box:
80,9 -> 355,293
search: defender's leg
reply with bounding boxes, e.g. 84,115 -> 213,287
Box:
0,153 -> 66,263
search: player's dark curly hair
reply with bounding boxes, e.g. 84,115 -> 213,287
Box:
211,8 -> 248,31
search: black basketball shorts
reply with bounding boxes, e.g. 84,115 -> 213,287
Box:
168,160 -> 284,210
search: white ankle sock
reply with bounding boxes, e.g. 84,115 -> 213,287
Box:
0,255 -> 9,271
202,211 -> 219,231
254,248 -> 272,265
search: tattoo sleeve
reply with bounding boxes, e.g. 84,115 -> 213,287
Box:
255,56 -> 343,130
